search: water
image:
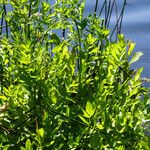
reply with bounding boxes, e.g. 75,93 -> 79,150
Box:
85,0 -> 150,80
122,0 -> 150,79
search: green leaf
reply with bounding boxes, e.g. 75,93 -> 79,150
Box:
79,115 -> 89,125
46,141 -> 55,147
0,95 -> 7,101
85,101 -> 95,117
128,41 -> 135,56
83,109 -> 91,118
114,146 -> 125,150
42,2 -> 50,13
118,112 -> 127,126
87,33 -> 97,45
25,139 -> 32,150
37,128 -> 44,138
90,132 -> 100,149
65,106 -> 70,117
116,126 -> 126,133
89,47 -> 99,54
129,51 -> 143,65
96,124 -> 104,130
134,67 -> 143,81
80,18 -> 87,30
52,44 -> 61,53
2,145 -> 10,150
140,140 -> 150,150
20,147 -> 26,150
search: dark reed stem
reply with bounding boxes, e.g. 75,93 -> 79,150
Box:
107,0 -> 115,28
94,0 -> 99,13
28,0 -> 32,39
110,0 -> 127,40
0,11 -> 4,36
114,0 -> 119,40
104,0 -> 107,26
99,0 -> 106,16
62,29 -> 65,38
99,1 -> 106,16
105,0 -> 111,27
118,0 -> 127,34
3,4 -> 8,38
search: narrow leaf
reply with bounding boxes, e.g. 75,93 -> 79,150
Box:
79,115 -> 89,125
0,95 -> 7,101
128,41 -> 135,56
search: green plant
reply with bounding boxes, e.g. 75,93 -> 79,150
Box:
0,0 -> 150,149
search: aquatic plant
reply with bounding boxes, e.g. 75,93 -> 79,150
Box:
0,0 -> 149,149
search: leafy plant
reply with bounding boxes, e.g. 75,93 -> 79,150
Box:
0,0 -> 149,149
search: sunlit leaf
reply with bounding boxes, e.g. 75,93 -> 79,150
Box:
129,51 -> 143,65
128,41 -> 136,56
96,124 -> 104,130
83,109 -> 90,118
25,139 -> 32,150
36,128 -> 44,138
42,2 -> 50,13
85,101 -> 95,117
0,95 -> 7,101
20,147 -> 26,150
87,33 -> 97,45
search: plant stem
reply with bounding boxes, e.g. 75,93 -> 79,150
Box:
94,0 -> 99,13
0,11 -> 4,36
3,4 -> 8,38
107,0 -> 115,28
110,0 -> 127,40
28,0 -> 32,39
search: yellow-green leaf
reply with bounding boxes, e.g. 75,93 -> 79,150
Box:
25,139 -> 32,150
0,95 -> 7,101
83,109 -> 90,118
129,51 -> 143,65
96,124 -> 104,130
128,41 -> 135,56
37,128 -> 44,138
85,101 -> 95,117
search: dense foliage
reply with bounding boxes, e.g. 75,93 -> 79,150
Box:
0,0 -> 150,149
